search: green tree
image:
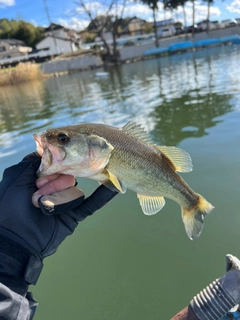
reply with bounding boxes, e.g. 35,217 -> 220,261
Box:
0,19 -> 44,47
143,22 -> 154,33
0,19 -> 12,38
13,22 -> 36,47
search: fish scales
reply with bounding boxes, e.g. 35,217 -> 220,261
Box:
81,124 -> 177,194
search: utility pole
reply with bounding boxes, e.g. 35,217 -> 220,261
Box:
42,0 -> 58,55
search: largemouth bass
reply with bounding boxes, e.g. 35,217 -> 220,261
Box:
33,122 -> 214,240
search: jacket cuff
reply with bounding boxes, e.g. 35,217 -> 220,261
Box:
0,231 -> 43,295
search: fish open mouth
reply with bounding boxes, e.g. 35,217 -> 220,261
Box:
33,133 -> 45,157
33,131 -> 68,176
33,132 -> 54,176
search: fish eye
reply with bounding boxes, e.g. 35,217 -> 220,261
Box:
57,133 -> 70,144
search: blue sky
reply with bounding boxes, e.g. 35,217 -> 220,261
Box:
0,0 -> 240,30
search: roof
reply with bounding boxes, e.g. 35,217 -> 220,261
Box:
44,23 -> 67,32
0,39 -> 26,46
128,16 -> 146,24
155,19 -> 174,27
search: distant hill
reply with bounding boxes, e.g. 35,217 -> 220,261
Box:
0,19 -> 44,48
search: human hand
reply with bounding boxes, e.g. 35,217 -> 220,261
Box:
0,152 -> 118,294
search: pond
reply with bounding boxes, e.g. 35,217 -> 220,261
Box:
0,44 -> 240,319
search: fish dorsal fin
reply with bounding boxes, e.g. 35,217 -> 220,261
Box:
122,122 -> 153,144
157,146 -> 193,173
103,169 -> 123,193
137,194 -> 165,215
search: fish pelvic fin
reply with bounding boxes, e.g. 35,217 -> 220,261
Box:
137,194 -> 165,215
102,180 -> 121,193
102,169 -> 124,193
181,194 -> 214,240
156,146 -> 193,173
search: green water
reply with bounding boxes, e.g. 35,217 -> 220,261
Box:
0,45 -> 240,319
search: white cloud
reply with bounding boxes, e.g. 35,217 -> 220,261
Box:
61,0 -> 222,31
226,0 -> 240,14
181,2 -> 221,24
76,1 -> 109,16
123,3 -> 153,21
0,0 -> 15,7
58,18 -> 89,30
121,1 -> 221,25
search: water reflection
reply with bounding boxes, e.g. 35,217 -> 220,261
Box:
0,81 -> 46,135
151,91 -> 233,145
0,45 -> 239,155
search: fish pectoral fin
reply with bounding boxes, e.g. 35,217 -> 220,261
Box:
103,169 -> 123,193
87,135 -> 114,152
87,135 -> 114,164
137,194 -> 165,215
156,146 -> 193,173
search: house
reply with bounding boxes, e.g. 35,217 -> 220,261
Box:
93,17 -> 147,43
36,23 -> 81,55
36,36 -> 79,55
43,23 -> 80,43
121,17 -> 147,36
0,39 -> 32,60
154,19 -> 176,38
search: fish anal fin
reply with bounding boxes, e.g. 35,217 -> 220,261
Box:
181,194 -> 214,240
122,122 -> 153,144
157,146 -> 193,173
137,194 -> 165,215
103,169 -> 123,193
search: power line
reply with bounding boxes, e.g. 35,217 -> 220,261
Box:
42,0 -> 58,53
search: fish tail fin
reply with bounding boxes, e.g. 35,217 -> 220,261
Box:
181,194 -> 214,240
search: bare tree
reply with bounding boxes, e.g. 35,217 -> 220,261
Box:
75,0 -> 127,63
163,0 -> 188,36
140,0 -> 160,47
202,0 -> 214,32
192,0 -> 195,37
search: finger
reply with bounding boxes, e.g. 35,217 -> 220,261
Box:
38,174 -> 76,194
32,174 -> 76,207
36,174 -> 60,188
39,187 -> 85,215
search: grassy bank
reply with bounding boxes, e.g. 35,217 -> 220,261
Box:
0,62 -> 43,86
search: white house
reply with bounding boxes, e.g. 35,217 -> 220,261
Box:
36,36 -> 79,55
154,19 -> 176,38
44,23 -> 80,42
36,23 -> 81,55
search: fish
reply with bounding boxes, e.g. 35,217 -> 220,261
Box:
33,122 -> 214,240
